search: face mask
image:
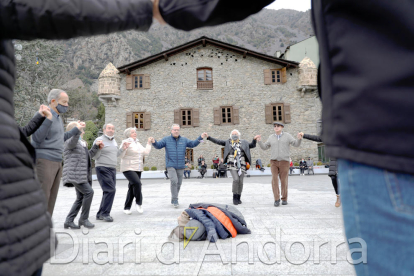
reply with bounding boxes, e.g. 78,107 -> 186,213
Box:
231,135 -> 239,140
56,104 -> 68,114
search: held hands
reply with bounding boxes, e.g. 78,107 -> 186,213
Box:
254,135 -> 261,141
297,132 -> 304,139
148,137 -> 155,143
95,140 -> 104,149
77,120 -> 86,131
147,137 -> 153,144
122,141 -> 131,151
201,132 -> 208,139
39,105 -> 52,120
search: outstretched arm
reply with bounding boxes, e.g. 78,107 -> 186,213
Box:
159,0 -> 274,31
186,135 -> 202,148
207,136 -> 226,146
0,0 -> 153,40
152,137 -> 167,149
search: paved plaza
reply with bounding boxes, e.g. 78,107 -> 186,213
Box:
43,175 -> 356,276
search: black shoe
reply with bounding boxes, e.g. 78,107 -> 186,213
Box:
79,219 -> 95,229
282,201 -> 288,205
233,194 -> 239,205
102,215 -> 114,222
274,200 -> 280,207
64,221 -> 80,229
96,215 -> 103,220
237,194 -> 242,204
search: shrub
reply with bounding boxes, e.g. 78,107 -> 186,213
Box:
317,161 -> 323,166
191,165 -> 195,170
151,166 -> 157,171
294,162 -> 299,166
267,164 -> 271,167
143,167 -> 149,171
211,165 -> 215,169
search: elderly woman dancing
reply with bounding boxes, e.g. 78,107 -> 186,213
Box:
120,128 -> 152,214
203,130 -> 260,205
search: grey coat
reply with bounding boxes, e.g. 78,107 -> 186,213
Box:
62,130 -> 100,185
207,136 -> 256,164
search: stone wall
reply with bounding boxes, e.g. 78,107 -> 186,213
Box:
101,45 -> 322,171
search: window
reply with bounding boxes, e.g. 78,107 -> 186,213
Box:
197,68 -> 213,90
271,70 -> 281,83
186,149 -> 194,163
264,68 -> 287,85
221,106 -> 233,124
134,75 -> 144,89
181,109 -> 192,126
265,103 -> 291,124
126,74 -> 150,90
126,112 -> 151,130
272,104 -> 284,122
213,106 -> 239,125
174,108 -> 200,127
133,112 -> 145,129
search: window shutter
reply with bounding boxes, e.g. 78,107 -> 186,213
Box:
284,103 -> 291,124
126,75 -> 133,90
193,108 -> 200,127
233,106 -> 240,125
281,67 -> 287,83
264,69 -> 271,85
144,112 -> 151,130
265,104 -> 272,124
126,112 -> 133,128
214,107 -> 221,125
174,109 -> 180,125
144,74 -> 150,89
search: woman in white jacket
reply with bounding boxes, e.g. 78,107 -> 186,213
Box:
120,128 -> 151,214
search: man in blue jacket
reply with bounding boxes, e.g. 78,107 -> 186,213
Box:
151,124 -> 204,207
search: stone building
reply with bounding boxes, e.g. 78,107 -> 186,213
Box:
98,36 -> 321,170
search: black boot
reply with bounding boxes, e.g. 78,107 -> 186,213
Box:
79,219 -> 95,229
237,194 -> 242,204
64,221 -> 80,229
233,194 -> 239,205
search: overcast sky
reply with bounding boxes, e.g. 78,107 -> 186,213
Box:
266,0 -> 311,12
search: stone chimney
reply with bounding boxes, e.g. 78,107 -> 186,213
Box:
98,63 -> 121,106
297,57 -> 318,97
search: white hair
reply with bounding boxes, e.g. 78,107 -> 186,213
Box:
124,127 -> 136,138
47,89 -> 66,104
103,123 -> 114,131
229,129 -> 241,139
171,124 -> 180,130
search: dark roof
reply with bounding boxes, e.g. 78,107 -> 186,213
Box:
117,36 -> 299,74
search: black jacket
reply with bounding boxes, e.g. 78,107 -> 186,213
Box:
0,1 -> 152,275
303,134 -> 337,176
207,136 -> 256,165
311,0 -> 414,174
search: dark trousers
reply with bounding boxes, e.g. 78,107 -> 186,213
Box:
300,167 -> 306,174
96,166 -> 116,216
65,182 -> 94,222
184,170 -> 191,178
164,170 -> 169,179
329,175 -> 339,195
123,171 -> 143,209
218,170 -> 226,177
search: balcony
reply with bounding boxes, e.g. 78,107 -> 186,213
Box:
197,81 -> 213,90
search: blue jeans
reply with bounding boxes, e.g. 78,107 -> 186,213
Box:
338,159 -> 414,276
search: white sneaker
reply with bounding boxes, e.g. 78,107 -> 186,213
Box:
123,209 -> 132,215
136,205 -> 143,213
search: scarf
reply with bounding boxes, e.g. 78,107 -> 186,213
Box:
231,139 -> 242,176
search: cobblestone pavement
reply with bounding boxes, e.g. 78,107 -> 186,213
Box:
43,175 -> 356,276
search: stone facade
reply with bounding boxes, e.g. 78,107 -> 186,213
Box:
298,57 -> 317,86
98,44 -> 322,171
